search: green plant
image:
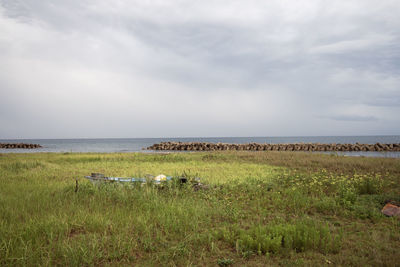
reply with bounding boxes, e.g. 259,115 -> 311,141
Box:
217,258 -> 234,266
337,185 -> 357,207
215,219 -> 342,255
355,175 -> 383,195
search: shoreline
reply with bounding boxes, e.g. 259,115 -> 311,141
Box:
1,150 -> 400,159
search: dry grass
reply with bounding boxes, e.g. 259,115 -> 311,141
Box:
204,151 -> 400,175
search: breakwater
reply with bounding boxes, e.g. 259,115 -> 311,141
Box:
147,142 -> 400,152
0,143 -> 42,149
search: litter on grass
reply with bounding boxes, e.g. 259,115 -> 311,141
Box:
83,173 -> 208,189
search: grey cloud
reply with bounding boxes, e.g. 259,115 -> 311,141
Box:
366,96 -> 400,107
0,0 -> 400,138
327,115 -> 379,122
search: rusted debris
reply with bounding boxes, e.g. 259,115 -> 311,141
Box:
193,183 -> 210,191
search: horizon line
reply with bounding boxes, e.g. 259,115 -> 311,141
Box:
1,134 -> 400,140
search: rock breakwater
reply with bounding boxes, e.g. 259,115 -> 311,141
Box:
0,143 -> 42,149
147,142 -> 400,152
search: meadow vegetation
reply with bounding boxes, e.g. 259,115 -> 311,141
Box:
0,151 -> 399,266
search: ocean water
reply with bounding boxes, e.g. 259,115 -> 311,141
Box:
1,136 -> 400,158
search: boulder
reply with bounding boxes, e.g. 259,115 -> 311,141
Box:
381,203 -> 400,218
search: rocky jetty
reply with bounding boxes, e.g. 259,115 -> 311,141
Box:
0,143 -> 42,149
147,142 -> 400,152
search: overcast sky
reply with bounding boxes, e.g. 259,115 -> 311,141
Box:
1,0 -> 399,139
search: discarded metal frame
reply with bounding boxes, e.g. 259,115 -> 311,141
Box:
84,173 -> 186,185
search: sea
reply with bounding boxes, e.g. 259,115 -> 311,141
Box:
1,136 -> 400,158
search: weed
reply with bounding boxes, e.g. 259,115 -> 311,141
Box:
215,219 -> 342,255
217,258 -> 234,266
355,175 -> 383,194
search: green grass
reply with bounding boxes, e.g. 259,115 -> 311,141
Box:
0,151 -> 399,266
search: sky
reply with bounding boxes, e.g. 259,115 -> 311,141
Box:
0,0 -> 399,139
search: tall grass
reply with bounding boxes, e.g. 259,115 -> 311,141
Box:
0,152 -> 399,266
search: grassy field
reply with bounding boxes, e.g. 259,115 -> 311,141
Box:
0,151 -> 399,266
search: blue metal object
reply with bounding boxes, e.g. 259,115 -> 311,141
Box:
84,175 -> 172,184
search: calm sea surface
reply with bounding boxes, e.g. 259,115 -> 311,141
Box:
1,136 -> 400,158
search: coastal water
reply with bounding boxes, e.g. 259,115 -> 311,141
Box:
1,136 -> 400,158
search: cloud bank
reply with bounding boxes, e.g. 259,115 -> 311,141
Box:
1,0 -> 399,138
